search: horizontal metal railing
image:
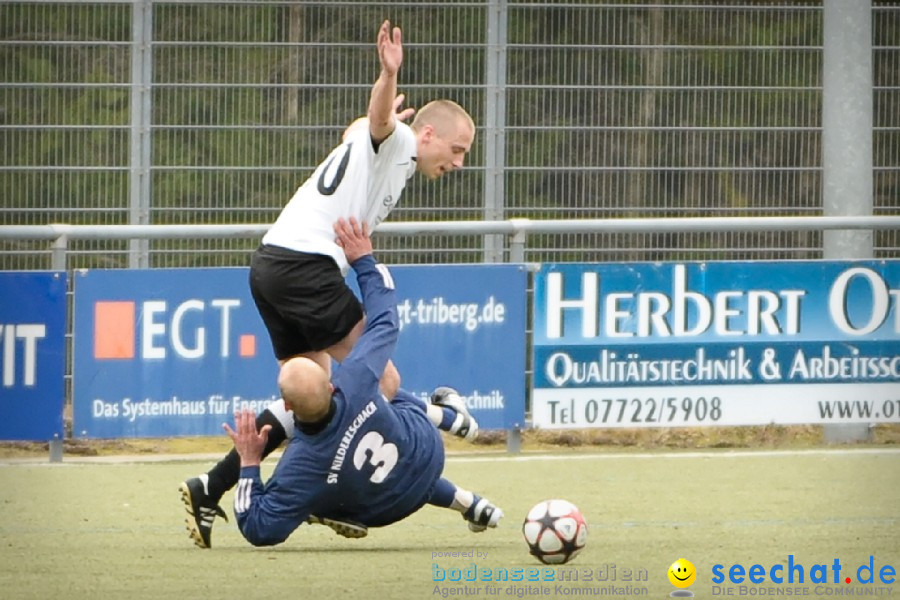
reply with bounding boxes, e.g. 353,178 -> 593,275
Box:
3,216 -> 898,272
3,216 -> 899,241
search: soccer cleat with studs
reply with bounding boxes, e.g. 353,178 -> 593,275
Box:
431,386 -> 479,442
179,474 -> 228,549
307,515 -> 369,538
464,496 -> 503,533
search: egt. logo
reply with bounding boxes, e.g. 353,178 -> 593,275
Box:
93,299 -> 257,360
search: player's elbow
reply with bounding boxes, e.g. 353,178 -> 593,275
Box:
241,526 -> 288,547
246,533 -> 286,547
380,361 -> 401,400
367,114 -> 394,144
368,113 -> 391,130
372,309 -> 400,345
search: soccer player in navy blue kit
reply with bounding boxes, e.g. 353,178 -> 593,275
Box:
224,218 -> 502,545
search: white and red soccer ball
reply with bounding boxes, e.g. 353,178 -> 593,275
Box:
522,499 -> 588,565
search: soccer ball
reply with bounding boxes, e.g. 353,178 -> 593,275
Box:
522,499 -> 587,565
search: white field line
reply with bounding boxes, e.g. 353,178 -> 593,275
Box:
448,447 -> 900,463
1,446 -> 898,467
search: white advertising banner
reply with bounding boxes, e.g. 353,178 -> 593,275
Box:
531,261 -> 900,428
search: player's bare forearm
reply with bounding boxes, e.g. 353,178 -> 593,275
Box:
369,20 -> 402,143
368,72 -> 397,143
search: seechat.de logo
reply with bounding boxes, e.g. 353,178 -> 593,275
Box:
712,555 -> 896,586
93,299 -> 256,361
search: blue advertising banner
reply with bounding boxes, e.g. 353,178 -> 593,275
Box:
532,261 -> 900,428
74,264 -> 527,438
0,271 -> 66,440
349,264 -> 528,431
74,268 -> 281,438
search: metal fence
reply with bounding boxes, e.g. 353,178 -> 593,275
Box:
1,0 -> 899,271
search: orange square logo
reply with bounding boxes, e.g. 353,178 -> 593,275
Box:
94,301 -> 135,359
239,334 -> 256,358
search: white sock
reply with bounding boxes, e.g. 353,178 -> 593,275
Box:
451,488 -> 474,513
266,398 -> 295,438
426,404 -> 444,428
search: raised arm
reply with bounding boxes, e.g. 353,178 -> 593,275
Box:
333,218 -> 399,392
368,20 -> 403,144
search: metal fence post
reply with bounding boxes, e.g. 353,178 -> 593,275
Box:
822,0 -> 874,443
129,0 -> 153,269
483,0 -> 508,264
507,224 -> 527,453
49,234 -> 68,463
50,234 -> 67,272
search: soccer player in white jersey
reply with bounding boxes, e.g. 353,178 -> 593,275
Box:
179,20 -> 479,549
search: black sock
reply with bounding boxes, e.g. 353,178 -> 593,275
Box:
205,409 -> 287,502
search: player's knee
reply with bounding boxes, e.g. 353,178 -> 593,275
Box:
328,319 -> 365,363
380,362 -> 400,399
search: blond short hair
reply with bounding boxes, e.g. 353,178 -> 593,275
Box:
411,100 -> 475,137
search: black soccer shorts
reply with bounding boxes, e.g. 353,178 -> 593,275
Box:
249,245 -> 364,360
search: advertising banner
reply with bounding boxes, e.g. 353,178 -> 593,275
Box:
363,264 -> 527,431
74,264 -> 527,437
0,271 -> 66,440
73,268 -> 279,438
532,261 -> 900,428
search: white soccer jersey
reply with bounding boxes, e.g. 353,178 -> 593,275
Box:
262,120 -> 417,274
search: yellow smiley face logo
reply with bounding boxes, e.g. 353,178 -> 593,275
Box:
668,558 -> 697,588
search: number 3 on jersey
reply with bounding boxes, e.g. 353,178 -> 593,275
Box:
353,431 -> 398,483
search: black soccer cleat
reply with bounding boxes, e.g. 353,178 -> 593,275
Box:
431,386 -> 479,442
179,474 -> 228,549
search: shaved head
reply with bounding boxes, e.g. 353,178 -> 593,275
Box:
278,357 -> 333,423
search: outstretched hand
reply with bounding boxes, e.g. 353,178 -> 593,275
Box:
377,20 -> 403,76
393,93 -> 415,123
334,217 -> 373,264
223,409 -> 271,467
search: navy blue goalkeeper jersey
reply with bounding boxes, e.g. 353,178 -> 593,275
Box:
234,255 -> 445,546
